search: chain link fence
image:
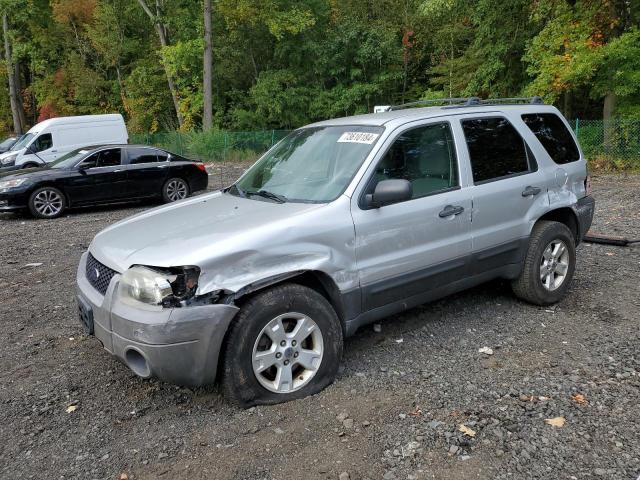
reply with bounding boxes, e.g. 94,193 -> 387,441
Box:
131,120 -> 640,170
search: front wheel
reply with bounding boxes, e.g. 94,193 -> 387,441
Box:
511,221 -> 576,305
221,283 -> 343,407
162,177 -> 189,203
28,186 -> 66,219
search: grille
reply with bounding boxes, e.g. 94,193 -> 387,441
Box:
86,253 -> 117,296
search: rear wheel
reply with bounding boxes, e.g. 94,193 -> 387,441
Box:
28,186 -> 66,219
511,221 -> 576,305
221,283 -> 343,407
162,177 -> 189,203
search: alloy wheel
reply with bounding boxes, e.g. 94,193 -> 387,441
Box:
252,312 -> 324,394
540,239 -> 570,291
33,189 -> 63,217
166,179 -> 187,201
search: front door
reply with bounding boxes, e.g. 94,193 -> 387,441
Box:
65,148 -> 128,205
351,120 -> 473,311
457,115 -> 547,273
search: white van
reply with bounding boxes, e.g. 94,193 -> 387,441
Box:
0,114 -> 128,169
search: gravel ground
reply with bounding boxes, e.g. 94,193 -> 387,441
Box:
0,171 -> 638,480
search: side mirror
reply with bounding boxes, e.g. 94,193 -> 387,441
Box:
365,179 -> 412,208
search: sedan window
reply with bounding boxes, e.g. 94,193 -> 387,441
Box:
127,147 -> 161,164
97,149 -> 122,167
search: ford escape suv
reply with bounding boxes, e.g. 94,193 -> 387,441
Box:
76,97 -> 595,407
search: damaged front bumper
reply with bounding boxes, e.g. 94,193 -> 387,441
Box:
76,252 -> 239,386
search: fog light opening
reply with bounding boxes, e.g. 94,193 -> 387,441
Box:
125,348 -> 151,378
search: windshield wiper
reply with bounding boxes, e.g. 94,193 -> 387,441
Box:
225,183 -> 246,198
247,189 -> 287,203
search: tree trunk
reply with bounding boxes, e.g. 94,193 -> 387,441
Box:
603,92 -> 616,152
202,0 -> 213,131
137,0 -> 184,129
3,14 -> 25,135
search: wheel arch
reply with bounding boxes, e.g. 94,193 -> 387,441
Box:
535,207 -> 580,244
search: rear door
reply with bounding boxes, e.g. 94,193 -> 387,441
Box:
351,119 -> 473,311
123,147 -> 169,198
458,114 -> 547,274
65,148 -> 128,205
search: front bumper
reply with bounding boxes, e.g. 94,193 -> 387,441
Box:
574,195 -> 595,242
76,252 -> 239,386
0,189 -> 29,211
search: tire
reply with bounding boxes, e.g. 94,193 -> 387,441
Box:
511,220 -> 576,306
28,186 -> 66,219
221,283 -> 343,408
22,163 -> 41,169
162,177 -> 190,203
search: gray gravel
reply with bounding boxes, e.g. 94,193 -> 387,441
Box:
0,171 -> 638,480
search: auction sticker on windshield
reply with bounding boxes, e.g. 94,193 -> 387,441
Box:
337,132 -> 379,144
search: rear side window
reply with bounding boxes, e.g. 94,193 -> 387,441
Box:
127,147 -> 161,164
521,113 -> 579,164
461,117 -> 531,183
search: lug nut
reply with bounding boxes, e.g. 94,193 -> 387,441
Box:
284,360 -> 290,366
276,352 -> 282,359
291,340 -> 297,347
294,352 -> 299,358
280,340 -> 286,346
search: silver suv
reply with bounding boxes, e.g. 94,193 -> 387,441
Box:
76,98 -> 595,407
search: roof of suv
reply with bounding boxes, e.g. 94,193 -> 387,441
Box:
308,104 -> 561,130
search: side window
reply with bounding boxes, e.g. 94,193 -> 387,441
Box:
374,123 -> 459,199
461,117 -> 532,183
521,113 -> 579,164
156,150 -> 169,162
97,149 -> 121,167
80,152 -> 100,169
127,147 -> 161,164
32,133 -> 53,153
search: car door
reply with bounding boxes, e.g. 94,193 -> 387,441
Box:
65,148 -> 128,205
25,133 -> 57,164
457,114 -> 548,274
351,120 -> 473,312
124,147 -> 170,198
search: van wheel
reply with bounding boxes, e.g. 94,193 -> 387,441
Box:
221,283 -> 343,408
512,221 -> 576,306
22,162 -> 41,169
162,177 -> 189,203
28,186 -> 66,219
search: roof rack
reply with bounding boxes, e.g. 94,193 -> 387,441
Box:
374,96 -> 544,112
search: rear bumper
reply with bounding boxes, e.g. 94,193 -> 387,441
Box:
76,252 -> 239,386
574,195 -> 595,242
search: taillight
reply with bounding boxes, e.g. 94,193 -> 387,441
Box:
195,163 -> 206,172
585,174 -> 591,196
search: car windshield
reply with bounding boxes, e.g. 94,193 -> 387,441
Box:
11,132 -> 34,151
232,125 -> 383,203
48,148 -> 94,169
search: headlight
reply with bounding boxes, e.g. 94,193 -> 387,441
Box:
0,178 -> 27,191
118,265 -> 200,308
1,154 -> 17,166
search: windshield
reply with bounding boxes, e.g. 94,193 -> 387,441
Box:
232,125 -> 383,203
0,137 -> 16,149
48,148 -> 94,169
11,132 -> 35,151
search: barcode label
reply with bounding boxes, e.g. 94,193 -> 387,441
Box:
337,132 -> 379,144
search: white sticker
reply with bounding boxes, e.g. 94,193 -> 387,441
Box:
337,132 -> 379,144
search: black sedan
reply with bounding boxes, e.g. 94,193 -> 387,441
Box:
0,145 -> 209,218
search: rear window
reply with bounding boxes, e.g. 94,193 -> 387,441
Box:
521,113 -> 579,164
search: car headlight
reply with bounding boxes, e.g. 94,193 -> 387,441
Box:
0,178 -> 27,191
118,265 -> 200,308
1,153 -> 17,166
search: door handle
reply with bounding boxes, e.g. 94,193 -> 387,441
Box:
439,205 -> 464,218
51,149 -> 57,153
522,186 -> 541,197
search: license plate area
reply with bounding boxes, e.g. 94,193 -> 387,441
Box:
77,295 -> 94,335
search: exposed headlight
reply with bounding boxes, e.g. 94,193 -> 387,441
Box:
1,154 -> 17,166
0,178 -> 27,191
118,265 -> 200,308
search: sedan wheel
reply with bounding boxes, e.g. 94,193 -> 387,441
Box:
163,178 -> 189,203
28,187 -> 66,219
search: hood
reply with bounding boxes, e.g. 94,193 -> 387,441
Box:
90,191 -> 324,274
0,166 -> 56,180
0,147 -> 25,160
